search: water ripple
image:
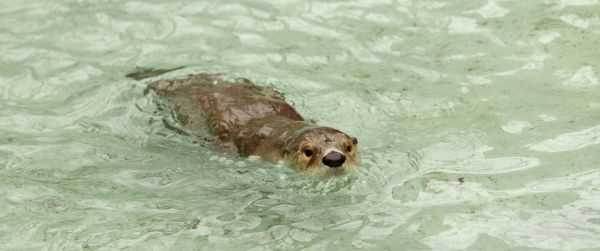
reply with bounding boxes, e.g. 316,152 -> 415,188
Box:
529,124 -> 600,152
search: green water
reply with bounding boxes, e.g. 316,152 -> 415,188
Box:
2,0 -> 600,250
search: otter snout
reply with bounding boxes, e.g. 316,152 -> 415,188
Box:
322,151 -> 346,168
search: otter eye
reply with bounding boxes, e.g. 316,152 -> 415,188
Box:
346,145 -> 352,152
303,149 -> 313,157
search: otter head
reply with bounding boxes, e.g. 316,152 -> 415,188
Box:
282,127 -> 358,175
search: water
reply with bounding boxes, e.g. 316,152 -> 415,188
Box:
1,0 -> 600,250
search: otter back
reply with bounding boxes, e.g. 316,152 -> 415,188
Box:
149,73 -> 304,144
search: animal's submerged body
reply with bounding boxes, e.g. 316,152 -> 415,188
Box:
147,73 -> 358,175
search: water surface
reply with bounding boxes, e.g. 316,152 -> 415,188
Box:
1,0 -> 600,250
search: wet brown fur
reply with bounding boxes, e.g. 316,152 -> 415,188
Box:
146,73 -> 358,173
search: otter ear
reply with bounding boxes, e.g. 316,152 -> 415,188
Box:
351,137 -> 358,145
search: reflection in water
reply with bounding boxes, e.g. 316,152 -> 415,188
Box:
1,0 -> 600,249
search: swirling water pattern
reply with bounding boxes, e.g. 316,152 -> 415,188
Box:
1,0 -> 600,250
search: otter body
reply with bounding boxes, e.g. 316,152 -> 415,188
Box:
148,73 -> 358,174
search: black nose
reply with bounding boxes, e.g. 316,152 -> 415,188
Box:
322,151 -> 346,168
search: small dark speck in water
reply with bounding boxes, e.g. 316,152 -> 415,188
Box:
458,177 -> 465,184
45,202 -> 56,208
224,229 -> 232,235
190,219 -> 200,229
237,170 -> 249,174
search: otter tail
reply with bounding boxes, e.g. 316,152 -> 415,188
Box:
125,66 -> 186,80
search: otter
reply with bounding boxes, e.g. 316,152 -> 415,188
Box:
134,71 -> 358,175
